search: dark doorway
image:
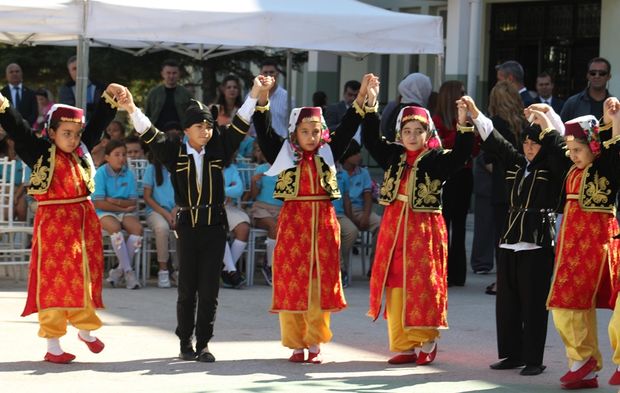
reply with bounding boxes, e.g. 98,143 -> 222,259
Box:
489,0 -> 601,100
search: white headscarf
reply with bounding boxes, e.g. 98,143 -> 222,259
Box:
398,73 -> 432,107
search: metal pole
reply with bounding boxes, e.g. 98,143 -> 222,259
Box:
467,0 -> 481,100
76,0 -> 90,110
286,49 -> 292,113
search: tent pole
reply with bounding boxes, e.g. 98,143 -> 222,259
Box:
467,0 -> 481,101
286,49 -> 292,113
76,0 -> 90,111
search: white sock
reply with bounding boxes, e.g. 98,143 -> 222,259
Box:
617,365 -> 620,372
293,348 -> 304,354
309,344 -> 320,353
265,238 -> 276,267
111,232 -> 132,272
570,358 -> 588,372
421,341 -> 436,353
230,239 -> 247,264
222,243 -> 236,272
126,234 -> 142,256
78,330 -> 96,343
47,338 -> 63,355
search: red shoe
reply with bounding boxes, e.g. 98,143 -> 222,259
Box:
44,352 -> 76,364
561,377 -> 598,390
560,357 -> 597,384
78,334 -> 105,353
416,344 -> 437,365
289,351 -> 305,363
388,353 -> 418,364
609,369 -> 620,385
306,350 -> 322,364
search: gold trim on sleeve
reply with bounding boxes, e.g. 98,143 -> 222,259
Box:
364,102 -> 379,113
456,123 -> 474,133
352,100 -> 365,117
599,122 -> 613,132
255,101 -> 270,113
0,97 -> 9,113
603,134 -> 620,149
101,91 -> 119,109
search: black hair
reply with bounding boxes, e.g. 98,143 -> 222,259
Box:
161,58 -> 181,71
312,91 -> 327,107
104,139 -> 126,155
587,57 -> 611,74
260,58 -> 279,70
344,80 -> 361,92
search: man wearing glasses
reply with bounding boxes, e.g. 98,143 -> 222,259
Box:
560,57 -> 612,122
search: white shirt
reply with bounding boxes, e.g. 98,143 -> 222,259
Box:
185,141 -> 205,187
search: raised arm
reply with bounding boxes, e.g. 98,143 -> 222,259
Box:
253,76 -> 285,164
0,92 -> 48,168
80,84 -> 123,150
328,74 -> 373,159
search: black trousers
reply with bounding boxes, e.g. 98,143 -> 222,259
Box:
175,223 -> 226,350
443,167 -> 473,286
495,247 -> 554,366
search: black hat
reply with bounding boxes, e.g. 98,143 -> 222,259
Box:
340,139 -> 361,164
520,124 -> 543,144
182,99 -> 214,129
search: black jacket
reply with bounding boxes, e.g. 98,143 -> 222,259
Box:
1,85 -> 38,127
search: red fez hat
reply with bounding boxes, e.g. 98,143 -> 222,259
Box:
46,104 -> 85,127
295,107 -> 323,125
398,106 -> 430,127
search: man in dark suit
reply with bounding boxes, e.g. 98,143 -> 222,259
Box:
535,72 -> 564,114
496,60 -> 535,107
324,80 -> 361,130
1,63 -> 38,126
58,55 -> 105,121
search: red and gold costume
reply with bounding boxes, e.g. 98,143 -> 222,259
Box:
22,147 -> 104,318
271,151 -> 346,313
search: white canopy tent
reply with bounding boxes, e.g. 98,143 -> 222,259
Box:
0,0 -> 444,108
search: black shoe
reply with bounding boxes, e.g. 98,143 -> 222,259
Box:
341,270 -> 349,288
179,341 -> 196,360
222,270 -> 245,289
197,348 -> 215,363
485,282 -> 497,295
490,358 -> 525,370
520,365 -> 546,376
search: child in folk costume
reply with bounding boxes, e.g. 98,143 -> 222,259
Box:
364,86 -> 474,365
0,85 -> 124,363
547,97 -> 620,389
252,74 -> 373,363
460,97 -> 569,376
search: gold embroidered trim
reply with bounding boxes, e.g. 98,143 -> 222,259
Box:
456,123 -> 474,133
352,100 -> 365,117
415,173 -> 442,205
364,103 -> 378,113
101,90 -> 119,109
599,122 -> 613,132
539,127 -> 554,140
603,134 -> 620,149
255,102 -> 270,113
38,196 -> 90,206
142,128 -> 158,144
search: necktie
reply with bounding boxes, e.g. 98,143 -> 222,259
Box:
14,87 -> 21,107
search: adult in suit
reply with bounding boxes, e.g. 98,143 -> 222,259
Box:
496,60 -> 535,107
58,55 -> 105,121
324,80 -> 361,130
1,63 -> 38,126
535,72 -> 565,114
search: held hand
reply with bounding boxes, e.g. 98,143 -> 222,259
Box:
366,76 -> 380,107
106,83 -> 126,100
117,87 -> 137,114
459,96 -> 480,119
527,109 -> 552,129
456,99 -> 468,125
525,103 -> 550,115
0,91 -> 5,106
358,73 -> 374,101
604,97 -> 620,124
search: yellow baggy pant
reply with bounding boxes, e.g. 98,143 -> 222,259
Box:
386,287 -> 439,352
38,299 -> 102,339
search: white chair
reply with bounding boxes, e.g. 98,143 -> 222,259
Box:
348,230 -> 373,282
0,158 -> 33,280
101,229 -> 145,285
127,158 -> 150,219
245,227 -> 268,286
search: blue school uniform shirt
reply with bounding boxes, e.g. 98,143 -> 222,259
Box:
223,164 -> 244,200
142,163 -> 175,214
332,170 -> 350,216
343,166 -> 372,210
92,163 -> 138,215
254,163 -> 283,207
237,135 -> 255,159
0,158 -> 24,185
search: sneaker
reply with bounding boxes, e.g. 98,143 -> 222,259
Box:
262,264 -> 273,286
221,270 -> 245,289
341,270 -> 349,288
158,270 -> 171,288
124,270 -> 141,290
106,267 -> 124,287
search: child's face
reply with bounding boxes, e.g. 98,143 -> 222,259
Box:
105,146 -> 127,171
106,122 -> 124,140
184,122 -> 213,149
345,152 -> 362,167
566,139 -> 595,169
126,142 -> 144,160
295,122 -> 322,152
400,120 -> 428,151
49,122 -> 83,153
522,138 -> 542,162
